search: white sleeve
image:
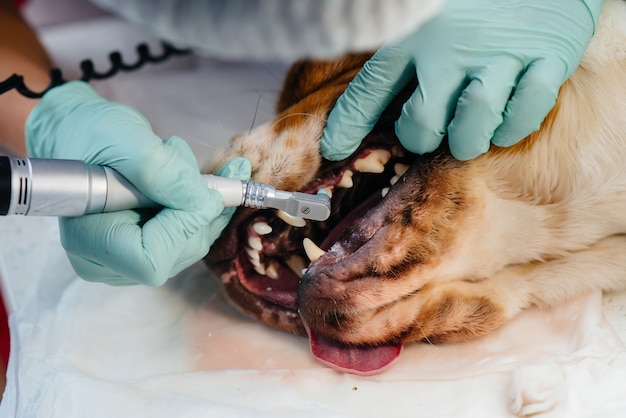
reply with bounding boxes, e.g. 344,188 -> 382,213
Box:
89,0 -> 445,61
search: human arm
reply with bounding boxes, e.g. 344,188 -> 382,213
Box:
321,0 -> 604,161
89,0 -> 445,61
0,0 -> 52,156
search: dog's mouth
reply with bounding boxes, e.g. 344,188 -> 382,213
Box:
206,128 -> 414,374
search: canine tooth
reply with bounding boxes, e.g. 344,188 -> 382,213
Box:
323,186 -> 334,198
303,238 -> 326,262
248,236 -> 263,251
285,255 -> 307,277
337,169 -> 354,188
252,222 -> 272,235
381,187 -> 390,198
354,149 -> 391,173
277,210 -> 307,227
266,263 -> 279,279
390,175 -> 400,185
394,163 -> 410,176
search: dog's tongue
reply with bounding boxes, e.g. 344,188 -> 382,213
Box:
302,318 -> 403,375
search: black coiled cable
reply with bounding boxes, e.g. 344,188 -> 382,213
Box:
0,41 -> 191,98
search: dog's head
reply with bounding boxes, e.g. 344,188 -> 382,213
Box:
205,54 -> 540,374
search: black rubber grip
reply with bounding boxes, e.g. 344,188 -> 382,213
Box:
0,156 -> 10,216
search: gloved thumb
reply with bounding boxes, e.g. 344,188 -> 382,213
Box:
215,157 -> 252,181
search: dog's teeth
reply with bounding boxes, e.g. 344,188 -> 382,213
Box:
247,249 -> 265,274
246,247 -> 260,262
253,264 -> 266,275
277,210 -> 307,227
266,263 -> 279,279
390,163 -> 409,185
337,169 -> 354,188
381,187 -> 390,198
252,222 -> 272,235
285,255 -> 307,278
303,238 -> 326,262
354,149 -> 391,173
394,163 -> 410,176
247,249 -> 265,273
323,186 -> 334,198
388,163 -> 408,186
248,236 -> 263,251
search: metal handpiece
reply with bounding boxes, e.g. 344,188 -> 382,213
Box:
0,157 -> 331,221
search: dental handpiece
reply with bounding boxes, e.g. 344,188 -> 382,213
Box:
0,156 -> 330,221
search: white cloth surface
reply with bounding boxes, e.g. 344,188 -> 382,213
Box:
2,9 -> 626,418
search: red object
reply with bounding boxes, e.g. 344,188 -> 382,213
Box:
0,293 -> 9,369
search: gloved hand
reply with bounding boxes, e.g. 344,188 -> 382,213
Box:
26,81 -> 251,286
321,0 -> 602,161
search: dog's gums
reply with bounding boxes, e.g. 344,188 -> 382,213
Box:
205,2 -> 626,376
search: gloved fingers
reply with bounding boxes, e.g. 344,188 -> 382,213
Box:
60,200 -> 221,286
169,205 -> 239,276
207,206 -> 237,241
26,82 -> 111,158
139,190 -> 224,283
163,135 -> 200,169
29,83 -> 210,212
492,58 -> 564,147
447,58 -> 522,160
394,69 -> 466,155
60,211 -> 165,285
321,43 -> 414,161
166,216 -> 221,277
216,157 -> 252,180
118,137 -> 214,212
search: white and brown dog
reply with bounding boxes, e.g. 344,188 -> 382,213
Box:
205,0 -> 626,374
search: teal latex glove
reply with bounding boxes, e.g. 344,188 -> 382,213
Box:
321,0 -> 603,161
26,81 -> 252,286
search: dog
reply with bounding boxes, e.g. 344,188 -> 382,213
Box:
205,0 -> 626,375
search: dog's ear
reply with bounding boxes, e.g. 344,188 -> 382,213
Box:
276,53 -> 373,113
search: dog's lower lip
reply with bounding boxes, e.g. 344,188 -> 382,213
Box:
235,251 -> 300,309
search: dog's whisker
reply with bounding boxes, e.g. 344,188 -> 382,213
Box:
331,300 -> 344,332
270,112 -> 327,127
418,324 -> 434,346
248,93 -> 264,134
